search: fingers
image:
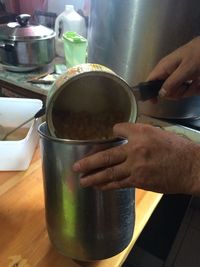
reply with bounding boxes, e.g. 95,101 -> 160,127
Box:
73,145 -> 127,174
147,52 -> 181,81
146,40 -> 200,100
182,78 -> 200,97
113,122 -> 134,138
159,77 -> 200,100
162,83 -> 192,100
79,162 -> 130,188
158,63 -> 196,98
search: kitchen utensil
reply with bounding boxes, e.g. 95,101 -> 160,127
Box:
38,122 -> 135,260
27,72 -> 52,82
0,107 -> 45,140
88,0 -> 200,119
0,14 -> 56,71
45,63 -> 163,139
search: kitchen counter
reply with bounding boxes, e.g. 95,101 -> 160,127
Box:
0,147 -> 162,267
0,58 -> 65,102
0,65 -> 52,102
0,65 -> 51,95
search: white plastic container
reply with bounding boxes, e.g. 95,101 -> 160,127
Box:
0,97 -> 43,171
55,5 -> 87,57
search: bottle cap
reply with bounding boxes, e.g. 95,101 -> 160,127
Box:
65,5 -> 74,12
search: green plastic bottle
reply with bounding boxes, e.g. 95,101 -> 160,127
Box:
63,31 -> 88,68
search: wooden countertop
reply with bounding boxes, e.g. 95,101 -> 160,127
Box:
0,147 -> 162,267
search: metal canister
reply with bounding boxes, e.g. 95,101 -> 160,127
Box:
87,0 -> 200,120
46,63 -> 137,139
38,122 -> 135,260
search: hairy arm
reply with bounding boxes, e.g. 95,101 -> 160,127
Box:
73,123 -> 200,196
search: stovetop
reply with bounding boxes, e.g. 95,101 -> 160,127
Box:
164,117 -> 200,131
138,115 -> 200,144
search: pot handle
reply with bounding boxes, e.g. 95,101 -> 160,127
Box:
16,14 -> 31,27
0,42 -> 15,51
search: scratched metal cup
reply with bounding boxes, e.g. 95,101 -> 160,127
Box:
38,122 -> 135,261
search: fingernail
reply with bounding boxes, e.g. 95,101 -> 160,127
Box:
159,87 -> 168,98
73,162 -> 81,172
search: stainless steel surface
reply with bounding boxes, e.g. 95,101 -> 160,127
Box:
138,97 -> 200,120
88,0 -> 200,119
0,14 -> 55,41
138,115 -> 200,144
38,122 -> 135,260
0,14 -> 56,69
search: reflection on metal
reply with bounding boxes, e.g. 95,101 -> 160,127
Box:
138,115 -> 200,144
88,0 -> 200,119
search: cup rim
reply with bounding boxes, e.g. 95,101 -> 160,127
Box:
46,70 -> 137,139
38,122 -> 126,145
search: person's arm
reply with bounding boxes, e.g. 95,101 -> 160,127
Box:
73,123 -> 200,196
147,36 -> 200,100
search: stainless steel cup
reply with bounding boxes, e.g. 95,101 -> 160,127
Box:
38,122 -> 135,261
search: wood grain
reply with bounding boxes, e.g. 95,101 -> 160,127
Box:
0,147 -> 162,267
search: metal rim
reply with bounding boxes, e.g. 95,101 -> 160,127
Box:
0,23 -> 56,41
46,70 -> 138,140
38,122 -> 126,144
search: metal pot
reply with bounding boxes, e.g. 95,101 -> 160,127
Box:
45,63 -> 162,139
38,122 -> 135,260
0,14 -> 56,71
88,0 -> 200,119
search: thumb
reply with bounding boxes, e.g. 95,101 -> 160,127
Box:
159,64 -> 193,98
113,122 -> 134,139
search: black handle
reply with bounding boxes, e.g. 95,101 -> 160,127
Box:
34,107 -> 46,119
137,80 -> 165,101
16,14 -> 31,27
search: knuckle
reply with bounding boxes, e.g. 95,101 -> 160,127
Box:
159,57 -> 169,67
134,123 -> 152,133
117,179 -> 129,188
105,166 -> 117,181
101,151 -> 112,166
79,157 -> 90,172
112,181 -> 122,189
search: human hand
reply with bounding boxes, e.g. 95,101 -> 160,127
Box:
73,123 -> 200,195
148,37 -> 200,100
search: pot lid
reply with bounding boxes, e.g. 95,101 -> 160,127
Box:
0,14 -> 55,41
